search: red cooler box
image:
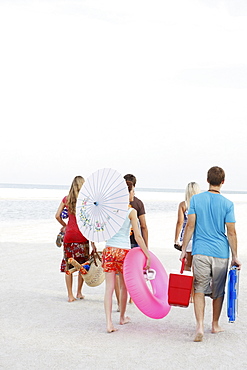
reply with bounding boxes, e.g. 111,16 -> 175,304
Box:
168,259 -> 193,307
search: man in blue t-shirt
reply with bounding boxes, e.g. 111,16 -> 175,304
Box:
180,166 -> 241,342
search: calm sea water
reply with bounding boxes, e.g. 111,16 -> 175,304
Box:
0,184 -> 247,227
1,183 -> 247,244
1,183 -> 247,222
0,183 -> 183,243
0,183 -> 184,222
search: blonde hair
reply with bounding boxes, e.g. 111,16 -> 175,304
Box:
67,176 -> 85,214
185,182 -> 200,210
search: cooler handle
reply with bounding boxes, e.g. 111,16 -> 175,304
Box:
180,258 -> 185,274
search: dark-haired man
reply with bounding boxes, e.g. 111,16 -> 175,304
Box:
123,174 -> 148,248
181,166 -> 241,342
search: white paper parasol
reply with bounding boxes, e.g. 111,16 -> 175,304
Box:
76,168 -> 129,242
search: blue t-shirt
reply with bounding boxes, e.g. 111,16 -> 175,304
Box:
188,191 -> 235,258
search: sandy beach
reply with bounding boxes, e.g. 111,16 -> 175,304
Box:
1,0 -> 247,366
1,193 -> 247,369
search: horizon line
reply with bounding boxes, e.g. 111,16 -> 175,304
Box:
1,183 -> 247,194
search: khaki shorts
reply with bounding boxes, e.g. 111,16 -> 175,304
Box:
192,254 -> 229,299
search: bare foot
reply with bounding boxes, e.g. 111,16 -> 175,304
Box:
212,325 -> 224,334
120,316 -> 131,325
76,294 -> 85,299
68,296 -> 76,302
194,332 -> 203,342
129,298 -> 133,304
107,324 -> 118,333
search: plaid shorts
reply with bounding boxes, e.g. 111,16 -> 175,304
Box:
102,246 -> 129,273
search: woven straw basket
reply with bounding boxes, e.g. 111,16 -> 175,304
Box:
83,251 -> 105,287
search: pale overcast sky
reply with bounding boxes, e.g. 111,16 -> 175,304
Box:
1,0 -> 247,190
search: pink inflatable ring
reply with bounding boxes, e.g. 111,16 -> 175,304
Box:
123,248 -> 171,319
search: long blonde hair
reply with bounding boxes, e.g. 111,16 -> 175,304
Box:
67,176 -> 85,214
185,182 -> 200,210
